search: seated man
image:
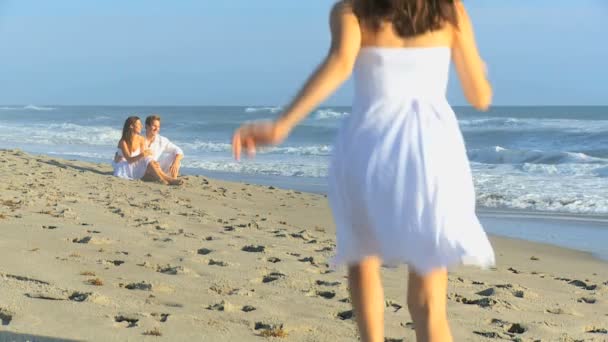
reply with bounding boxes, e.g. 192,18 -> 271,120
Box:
144,115 -> 184,178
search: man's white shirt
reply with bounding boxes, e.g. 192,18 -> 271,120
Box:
147,135 -> 183,172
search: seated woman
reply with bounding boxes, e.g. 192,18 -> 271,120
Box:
113,116 -> 182,185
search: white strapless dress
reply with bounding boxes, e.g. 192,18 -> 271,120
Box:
112,148 -> 152,180
328,47 -> 495,274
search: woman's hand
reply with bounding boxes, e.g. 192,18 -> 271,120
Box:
143,149 -> 153,157
232,120 -> 289,160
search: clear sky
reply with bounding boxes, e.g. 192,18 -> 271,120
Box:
0,0 -> 606,106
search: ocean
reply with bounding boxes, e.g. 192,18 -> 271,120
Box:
2,104 -> 607,215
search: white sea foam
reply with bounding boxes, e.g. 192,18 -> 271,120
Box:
184,159 -> 328,178
313,109 -> 349,120
23,105 -> 56,111
460,117 -> 608,134
472,166 -> 608,214
180,140 -> 332,156
468,146 -> 605,165
0,122 -> 121,146
244,106 -> 282,114
0,105 -> 57,111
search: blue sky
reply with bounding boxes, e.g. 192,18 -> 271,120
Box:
0,0 -> 606,106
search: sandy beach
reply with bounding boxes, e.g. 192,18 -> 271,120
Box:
0,149 -> 606,341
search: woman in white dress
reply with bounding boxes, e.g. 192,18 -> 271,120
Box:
113,116 -> 183,185
232,1 -> 494,341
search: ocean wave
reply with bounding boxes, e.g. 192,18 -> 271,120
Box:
180,140 -> 332,156
313,109 -> 349,120
459,117 -> 524,128
0,122 -> 121,146
0,105 -> 57,111
244,106 -> 282,114
476,192 -> 608,215
180,141 -> 232,153
184,159 -> 328,178
459,117 -> 608,134
593,166 -> 608,178
24,105 -> 56,111
468,146 -> 606,165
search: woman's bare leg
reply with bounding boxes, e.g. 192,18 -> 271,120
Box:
407,268 -> 452,342
348,256 -> 384,342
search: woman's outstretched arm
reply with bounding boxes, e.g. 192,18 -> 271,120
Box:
232,1 -> 361,160
451,1 -> 493,110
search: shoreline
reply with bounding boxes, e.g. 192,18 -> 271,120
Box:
4,148 -> 608,262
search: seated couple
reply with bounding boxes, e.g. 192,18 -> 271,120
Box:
112,115 -> 184,186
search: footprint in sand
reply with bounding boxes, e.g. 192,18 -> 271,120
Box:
114,314 -> 142,328
208,259 -> 229,267
316,291 -> 336,299
207,300 -> 234,312
242,245 -> 265,253
267,257 -> 281,263
577,297 -> 597,304
124,282 -> 153,291
262,272 -> 286,283
68,292 -> 93,302
272,229 -> 288,238
316,280 -> 341,287
156,265 -> 187,275
586,326 -> 607,334
151,313 -> 169,323
337,310 -> 354,320
477,285 -> 532,299
254,322 -> 287,337
72,236 -> 92,244
568,279 -> 598,291
0,308 -> 14,326
556,278 -> 598,290
400,322 -> 414,330
488,319 -> 527,335
298,256 -> 315,265
385,300 -> 403,312
449,294 -> 498,308
242,305 -> 256,313
197,248 -> 213,255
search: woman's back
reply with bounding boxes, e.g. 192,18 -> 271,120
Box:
350,0 -> 492,110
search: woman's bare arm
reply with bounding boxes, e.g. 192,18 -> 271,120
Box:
275,1 -> 361,134
452,1 -> 492,111
118,138 -> 147,164
232,1 -> 361,159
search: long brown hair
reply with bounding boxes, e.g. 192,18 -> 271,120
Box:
121,116 -> 141,146
352,0 -> 458,38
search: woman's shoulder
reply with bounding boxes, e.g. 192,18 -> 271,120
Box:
332,0 -> 354,16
